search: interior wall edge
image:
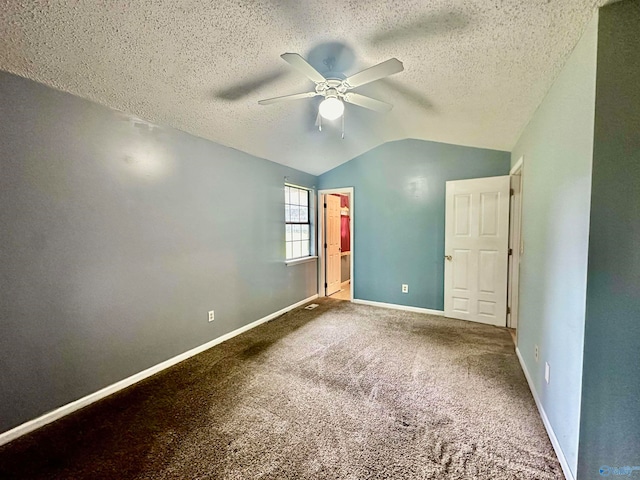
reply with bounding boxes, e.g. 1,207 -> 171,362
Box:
516,348 -> 575,480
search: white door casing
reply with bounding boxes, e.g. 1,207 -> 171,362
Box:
507,169 -> 523,330
444,176 -> 510,326
325,194 -> 341,296
317,188 -> 354,301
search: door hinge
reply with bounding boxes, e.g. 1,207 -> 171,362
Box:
510,188 -> 515,196
324,283 -> 328,289
324,243 -> 327,249
507,306 -> 511,314
508,248 -> 513,255
324,203 -> 327,208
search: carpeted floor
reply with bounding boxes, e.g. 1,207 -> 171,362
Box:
0,298 -> 563,479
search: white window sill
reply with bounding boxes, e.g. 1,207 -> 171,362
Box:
286,256 -> 318,267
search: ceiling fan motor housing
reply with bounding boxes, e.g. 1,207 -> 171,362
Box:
316,80 -> 348,99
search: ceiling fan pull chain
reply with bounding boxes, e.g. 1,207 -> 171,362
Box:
341,110 -> 345,139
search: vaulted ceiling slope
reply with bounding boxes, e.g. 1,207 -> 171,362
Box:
0,1 -> 609,175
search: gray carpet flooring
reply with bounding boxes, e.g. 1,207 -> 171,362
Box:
0,298 -> 563,479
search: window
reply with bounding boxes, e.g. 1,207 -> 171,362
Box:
285,185 -> 310,260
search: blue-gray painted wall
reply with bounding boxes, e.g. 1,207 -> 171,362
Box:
510,14 -> 598,476
318,139 -> 510,311
0,72 -> 317,433
579,0 -> 640,475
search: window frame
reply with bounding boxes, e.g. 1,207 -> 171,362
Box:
284,184 -> 313,263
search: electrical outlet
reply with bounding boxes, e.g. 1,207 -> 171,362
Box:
402,284 -> 409,293
545,362 -> 550,384
208,310 -> 215,322
535,345 -> 539,362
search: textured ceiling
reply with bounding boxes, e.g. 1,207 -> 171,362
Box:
1,0 -> 608,175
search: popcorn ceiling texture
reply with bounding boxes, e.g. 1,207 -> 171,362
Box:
0,0 -> 608,175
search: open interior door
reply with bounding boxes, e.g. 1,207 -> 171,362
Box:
444,176 -> 510,326
325,194 -> 341,296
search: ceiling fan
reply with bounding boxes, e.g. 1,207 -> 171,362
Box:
258,53 -> 404,122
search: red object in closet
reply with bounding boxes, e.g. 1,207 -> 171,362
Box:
340,195 -> 350,253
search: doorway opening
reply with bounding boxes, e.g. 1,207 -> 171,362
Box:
318,188 -> 354,301
442,160 -> 524,339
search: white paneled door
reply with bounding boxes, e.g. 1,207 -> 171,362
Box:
325,194 -> 341,296
444,176 -> 510,326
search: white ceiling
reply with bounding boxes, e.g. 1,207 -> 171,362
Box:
1,0 -> 608,175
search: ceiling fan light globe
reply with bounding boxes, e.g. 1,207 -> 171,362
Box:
319,97 -> 344,120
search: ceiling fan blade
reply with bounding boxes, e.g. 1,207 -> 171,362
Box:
343,92 -> 393,113
280,53 -> 327,84
344,58 -> 404,88
258,91 -> 318,105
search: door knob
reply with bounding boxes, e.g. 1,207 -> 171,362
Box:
445,255 -> 453,261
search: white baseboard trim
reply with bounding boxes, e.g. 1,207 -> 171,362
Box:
0,294 -> 318,447
352,299 -> 444,316
516,347 -> 574,480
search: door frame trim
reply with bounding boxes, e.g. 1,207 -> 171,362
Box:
507,156 -> 525,332
510,156 -> 524,176
317,187 -> 354,300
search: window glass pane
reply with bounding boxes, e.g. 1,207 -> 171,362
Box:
285,205 -> 290,222
299,207 -> 308,223
299,190 -> 308,206
285,186 -> 290,204
289,188 -> 299,206
286,242 -> 293,259
293,224 -> 301,241
301,225 -> 309,240
292,241 -> 302,258
285,224 -> 292,241
290,206 -> 300,222
301,242 -> 309,257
